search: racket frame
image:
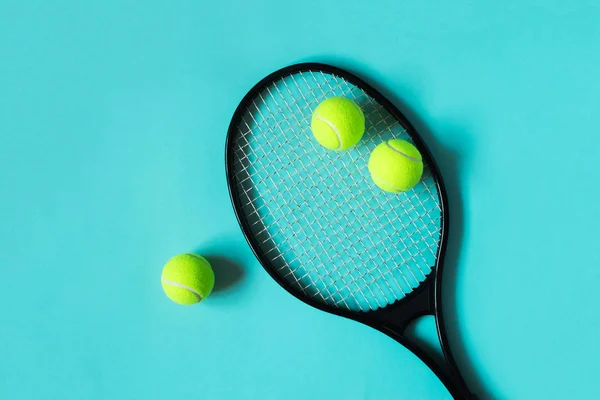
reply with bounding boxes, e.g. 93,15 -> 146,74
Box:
225,62 -> 473,399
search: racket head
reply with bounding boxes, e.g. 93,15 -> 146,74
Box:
225,63 -> 450,327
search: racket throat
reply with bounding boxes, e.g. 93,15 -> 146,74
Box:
377,278 -> 435,335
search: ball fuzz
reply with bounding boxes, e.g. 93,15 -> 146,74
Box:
311,97 -> 365,150
161,253 -> 215,305
368,139 -> 423,193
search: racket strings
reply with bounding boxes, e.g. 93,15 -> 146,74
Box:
231,70 -> 442,312
234,130 -> 432,304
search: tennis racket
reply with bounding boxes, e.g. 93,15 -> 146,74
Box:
225,63 -> 475,399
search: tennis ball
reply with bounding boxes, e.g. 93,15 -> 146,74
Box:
161,253 -> 215,305
311,97 -> 365,150
368,139 -> 423,193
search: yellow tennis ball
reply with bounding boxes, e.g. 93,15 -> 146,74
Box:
368,139 -> 424,193
311,97 -> 365,150
161,253 -> 215,305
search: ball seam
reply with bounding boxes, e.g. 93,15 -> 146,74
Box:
314,109 -> 342,150
161,277 -> 203,301
371,174 -> 403,192
386,140 -> 422,162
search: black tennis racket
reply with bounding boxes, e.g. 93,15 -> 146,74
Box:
225,63 -> 474,399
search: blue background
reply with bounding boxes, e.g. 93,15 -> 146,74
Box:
1,1 -> 599,399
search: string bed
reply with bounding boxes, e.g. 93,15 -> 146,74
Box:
231,70 -> 442,312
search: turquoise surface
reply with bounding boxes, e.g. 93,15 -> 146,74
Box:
1,1 -> 599,399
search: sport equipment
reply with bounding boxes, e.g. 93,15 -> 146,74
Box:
369,139 -> 423,192
225,63 -> 476,399
310,96 -> 365,150
161,253 -> 215,305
